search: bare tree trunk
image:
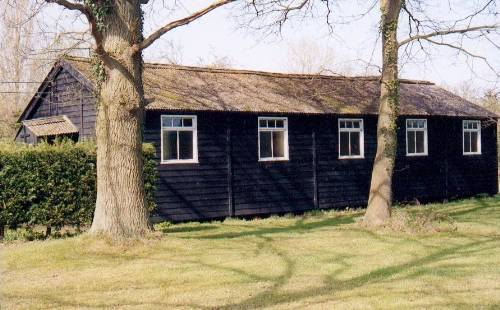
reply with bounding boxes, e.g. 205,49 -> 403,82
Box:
363,0 -> 402,226
0,0 -> 35,138
12,11 -> 22,108
88,0 -> 151,237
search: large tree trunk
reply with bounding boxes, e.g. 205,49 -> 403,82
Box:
88,0 -> 151,237
363,0 -> 401,226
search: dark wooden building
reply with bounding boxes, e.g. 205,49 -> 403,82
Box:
16,57 -> 498,222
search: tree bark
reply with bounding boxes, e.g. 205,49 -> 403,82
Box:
363,0 -> 402,226
88,0 -> 151,237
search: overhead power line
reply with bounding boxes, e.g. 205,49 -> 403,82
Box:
0,81 -> 43,84
0,91 -> 49,94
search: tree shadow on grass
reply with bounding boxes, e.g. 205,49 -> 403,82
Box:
7,198 -> 499,309
183,214 -> 358,240
5,232 -> 497,309
211,236 -> 498,309
188,234 -> 297,284
447,196 -> 499,220
161,225 -> 218,234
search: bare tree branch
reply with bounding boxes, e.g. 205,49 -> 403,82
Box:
399,24 -> 499,47
45,0 -> 87,13
423,37 -> 499,77
274,0 -> 309,27
133,0 -> 236,53
45,0 -> 105,56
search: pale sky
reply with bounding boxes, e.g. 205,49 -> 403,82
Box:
39,0 -> 500,92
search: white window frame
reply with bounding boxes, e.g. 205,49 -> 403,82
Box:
258,116 -> 289,162
463,120 -> 481,155
406,119 -> 428,156
160,115 -> 198,164
338,118 -> 365,159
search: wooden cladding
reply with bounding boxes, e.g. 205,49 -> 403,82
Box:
146,112 -> 498,222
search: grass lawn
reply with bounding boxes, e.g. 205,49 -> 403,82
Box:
1,196 -> 500,309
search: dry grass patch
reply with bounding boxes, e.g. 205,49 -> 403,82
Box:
382,207 -> 457,234
2,195 -> 500,309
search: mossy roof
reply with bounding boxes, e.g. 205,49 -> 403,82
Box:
23,115 -> 78,137
63,57 -> 495,118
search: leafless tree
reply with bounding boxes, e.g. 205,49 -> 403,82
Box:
28,0 -> 243,237
445,80 -> 483,103
283,37 -> 353,75
363,0 -> 499,226
0,0 -> 38,139
239,0 -> 499,226
0,0 -> 92,140
479,87 -> 500,113
155,40 -> 184,65
196,48 -> 235,69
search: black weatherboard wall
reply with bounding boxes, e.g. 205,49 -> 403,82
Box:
145,111 -> 498,222
392,116 -> 498,201
145,112 -> 231,220
15,64 -> 96,143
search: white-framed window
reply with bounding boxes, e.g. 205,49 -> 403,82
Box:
463,120 -> 481,155
161,115 -> 198,164
406,119 -> 428,156
258,117 -> 289,161
338,119 -> 364,159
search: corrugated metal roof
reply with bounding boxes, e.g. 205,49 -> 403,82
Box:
23,115 -> 79,137
63,57 -> 496,118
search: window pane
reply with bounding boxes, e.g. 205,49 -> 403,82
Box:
276,120 -> 284,128
163,130 -> 178,160
340,132 -> 350,156
346,121 -> 353,128
350,132 -> 360,156
172,117 -> 182,127
340,121 -> 346,128
162,117 -> 173,128
463,122 -> 468,129
464,132 -> 471,153
416,131 -> 425,153
272,131 -> 285,157
260,131 -> 272,158
259,120 -> 267,127
470,131 -> 478,153
353,121 -> 360,128
183,118 -> 192,127
407,131 -> 416,154
268,120 -> 276,128
179,131 -> 193,159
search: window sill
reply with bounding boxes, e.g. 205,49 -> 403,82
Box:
161,160 -> 199,165
338,156 -> 365,160
406,153 -> 428,157
258,158 -> 289,162
463,153 -> 481,156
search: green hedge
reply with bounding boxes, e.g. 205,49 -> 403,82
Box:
0,140 -> 157,233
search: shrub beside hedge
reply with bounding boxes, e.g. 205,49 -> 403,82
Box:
0,140 -> 157,235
